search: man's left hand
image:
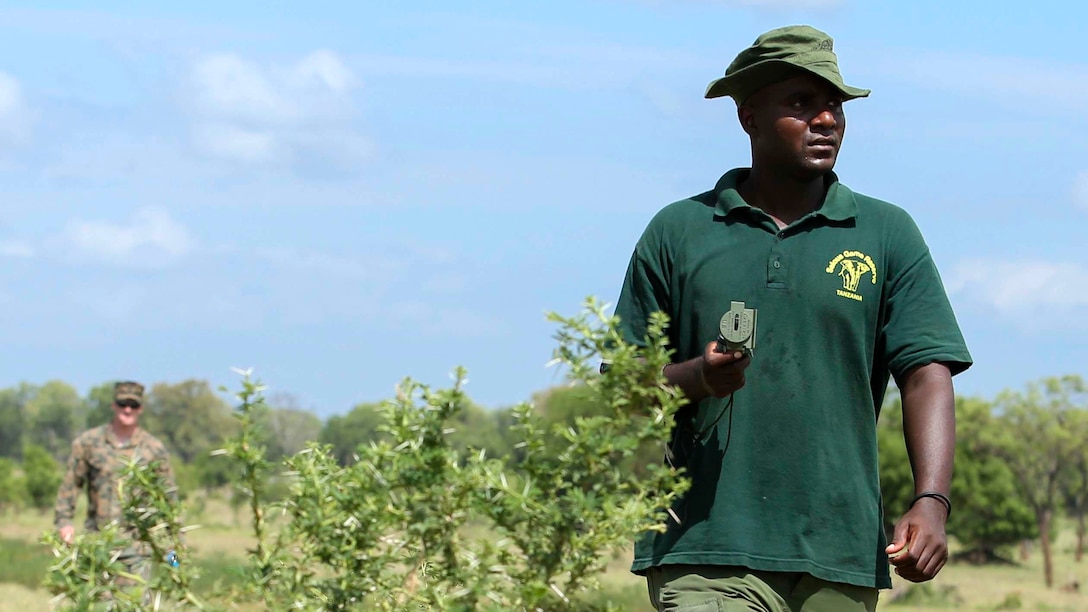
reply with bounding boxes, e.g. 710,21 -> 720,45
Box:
885,497 -> 949,582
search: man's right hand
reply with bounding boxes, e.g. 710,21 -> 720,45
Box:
59,525 -> 75,545
700,341 -> 751,397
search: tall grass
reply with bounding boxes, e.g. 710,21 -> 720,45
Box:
0,533 -> 251,603
0,537 -> 53,589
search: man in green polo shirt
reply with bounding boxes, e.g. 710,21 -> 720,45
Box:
612,25 -> 972,611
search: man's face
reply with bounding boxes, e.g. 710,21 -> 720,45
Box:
112,399 -> 142,427
739,72 -> 847,180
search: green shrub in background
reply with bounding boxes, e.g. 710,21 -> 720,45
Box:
43,298 -> 690,611
879,396 -> 1038,561
23,443 -> 61,513
0,457 -> 27,512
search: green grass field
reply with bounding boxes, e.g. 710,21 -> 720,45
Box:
2,498 -> 1085,611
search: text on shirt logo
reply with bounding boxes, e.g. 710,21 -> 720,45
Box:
826,250 -> 877,302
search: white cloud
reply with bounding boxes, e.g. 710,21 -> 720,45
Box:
357,43 -> 711,92
191,54 -> 293,124
293,50 -> 356,93
0,239 -> 34,258
250,246 -> 403,281
876,52 -> 1088,114
187,51 -> 362,166
61,207 -> 193,266
0,71 -> 33,146
0,74 -> 23,115
192,123 -> 283,164
388,300 -> 500,338
948,258 -> 1088,327
1074,171 -> 1088,212
422,274 -> 467,295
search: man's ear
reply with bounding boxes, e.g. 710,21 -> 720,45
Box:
737,104 -> 757,137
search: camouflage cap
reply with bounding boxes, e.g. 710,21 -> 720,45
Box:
114,381 -> 144,403
705,25 -> 871,104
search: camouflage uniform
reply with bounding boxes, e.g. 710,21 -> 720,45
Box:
54,382 -> 175,593
53,424 -> 175,534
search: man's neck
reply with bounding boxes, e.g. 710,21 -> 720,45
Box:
738,166 -> 829,227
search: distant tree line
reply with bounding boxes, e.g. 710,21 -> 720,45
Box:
0,380 -> 324,511
879,375 -> 1087,588
1,374 -> 1085,588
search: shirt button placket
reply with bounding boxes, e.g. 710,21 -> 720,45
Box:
768,234 -> 787,287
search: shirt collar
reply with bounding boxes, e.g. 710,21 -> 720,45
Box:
713,168 -> 858,222
105,424 -> 144,447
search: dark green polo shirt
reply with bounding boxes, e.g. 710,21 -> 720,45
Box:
615,168 -> 972,589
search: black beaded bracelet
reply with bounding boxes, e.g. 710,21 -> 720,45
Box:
910,491 -> 952,519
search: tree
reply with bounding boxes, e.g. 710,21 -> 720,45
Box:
947,396 -> 1037,561
0,457 -> 25,512
491,405 -> 526,463
318,397 -> 513,467
258,394 -> 323,463
532,383 -> 661,478
142,380 -> 236,464
446,398 -> 514,461
25,380 -> 85,461
1060,394 -> 1088,562
192,451 -> 234,492
533,384 -> 609,423
318,402 -> 386,465
987,376 -> 1086,587
84,381 -> 118,428
23,443 -> 62,513
880,394 -> 1037,561
0,385 -> 30,460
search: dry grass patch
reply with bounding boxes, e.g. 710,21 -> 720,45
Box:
8,498 -> 1088,611
0,583 -> 52,609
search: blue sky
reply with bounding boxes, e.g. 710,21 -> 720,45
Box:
0,1 -> 1084,417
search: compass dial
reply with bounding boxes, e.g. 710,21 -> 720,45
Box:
720,311 -> 752,344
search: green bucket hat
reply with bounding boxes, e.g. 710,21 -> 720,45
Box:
705,25 -> 870,104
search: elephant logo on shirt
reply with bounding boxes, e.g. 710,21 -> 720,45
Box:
838,259 -> 871,292
826,250 -> 878,302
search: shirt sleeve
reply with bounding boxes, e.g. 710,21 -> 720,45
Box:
54,438 -> 88,529
613,219 -> 673,351
156,447 -> 178,502
881,211 -> 973,381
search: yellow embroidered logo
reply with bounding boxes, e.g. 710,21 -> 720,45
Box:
825,250 -> 877,302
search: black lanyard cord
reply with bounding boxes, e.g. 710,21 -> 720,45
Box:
695,392 -> 735,441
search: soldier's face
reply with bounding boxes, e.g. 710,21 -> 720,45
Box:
113,400 -> 142,426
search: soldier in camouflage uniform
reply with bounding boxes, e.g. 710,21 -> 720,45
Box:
54,380 -> 176,590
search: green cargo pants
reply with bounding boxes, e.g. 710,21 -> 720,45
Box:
647,565 -> 879,612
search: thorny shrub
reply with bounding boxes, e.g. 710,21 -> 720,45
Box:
44,298 -> 690,611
